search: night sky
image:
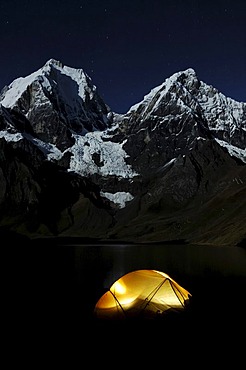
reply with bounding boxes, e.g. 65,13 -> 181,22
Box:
0,0 -> 245,113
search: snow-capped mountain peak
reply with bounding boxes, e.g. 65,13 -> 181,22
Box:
0,58 -> 101,108
40,58 -> 96,102
0,59 -> 112,149
125,67 -> 245,162
0,60 -> 245,245
128,68 -> 199,114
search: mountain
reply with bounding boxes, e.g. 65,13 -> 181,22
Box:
0,59 -> 245,246
0,59 -> 112,150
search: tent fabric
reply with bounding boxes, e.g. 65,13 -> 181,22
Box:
94,269 -> 192,320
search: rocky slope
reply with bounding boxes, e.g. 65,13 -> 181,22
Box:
0,60 -> 245,246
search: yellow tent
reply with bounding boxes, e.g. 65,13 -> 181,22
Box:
94,269 -> 192,320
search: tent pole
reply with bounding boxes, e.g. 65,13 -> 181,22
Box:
109,290 -> 127,318
170,282 -> 186,307
140,278 -> 168,313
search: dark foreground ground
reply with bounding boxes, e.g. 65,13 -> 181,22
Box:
4,235 -> 246,365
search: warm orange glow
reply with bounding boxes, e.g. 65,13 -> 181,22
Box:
94,269 -> 192,319
111,281 -> 126,295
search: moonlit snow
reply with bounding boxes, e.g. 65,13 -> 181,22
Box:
0,62 -> 245,207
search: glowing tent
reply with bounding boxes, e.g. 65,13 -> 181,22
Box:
94,269 -> 192,320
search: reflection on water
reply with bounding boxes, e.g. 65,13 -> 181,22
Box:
74,243 -> 246,287
9,239 -> 246,333
72,243 -> 246,318
7,238 -> 245,360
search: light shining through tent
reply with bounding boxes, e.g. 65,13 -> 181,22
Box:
110,280 -> 136,306
94,269 -> 192,320
111,281 -> 126,295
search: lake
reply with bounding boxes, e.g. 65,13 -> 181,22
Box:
8,238 -> 246,356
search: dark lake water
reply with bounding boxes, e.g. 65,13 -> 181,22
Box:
7,238 -> 246,358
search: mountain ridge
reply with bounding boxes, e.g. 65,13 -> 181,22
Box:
0,59 -> 245,246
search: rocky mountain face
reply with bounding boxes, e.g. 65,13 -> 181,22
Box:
0,60 -> 245,246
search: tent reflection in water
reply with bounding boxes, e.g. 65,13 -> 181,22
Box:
94,269 -> 192,320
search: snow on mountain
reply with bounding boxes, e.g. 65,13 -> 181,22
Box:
0,62 -> 245,178
0,62 -> 245,185
0,59 -> 111,142
0,60 -> 138,208
215,138 -> 246,162
66,130 -> 138,178
100,191 -> 134,208
126,68 -> 246,162
1,58 -> 98,107
0,130 -> 23,142
0,123 -> 138,180
128,68 -> 245,125
128,68 -> 201,116
0,61 -> 246,244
